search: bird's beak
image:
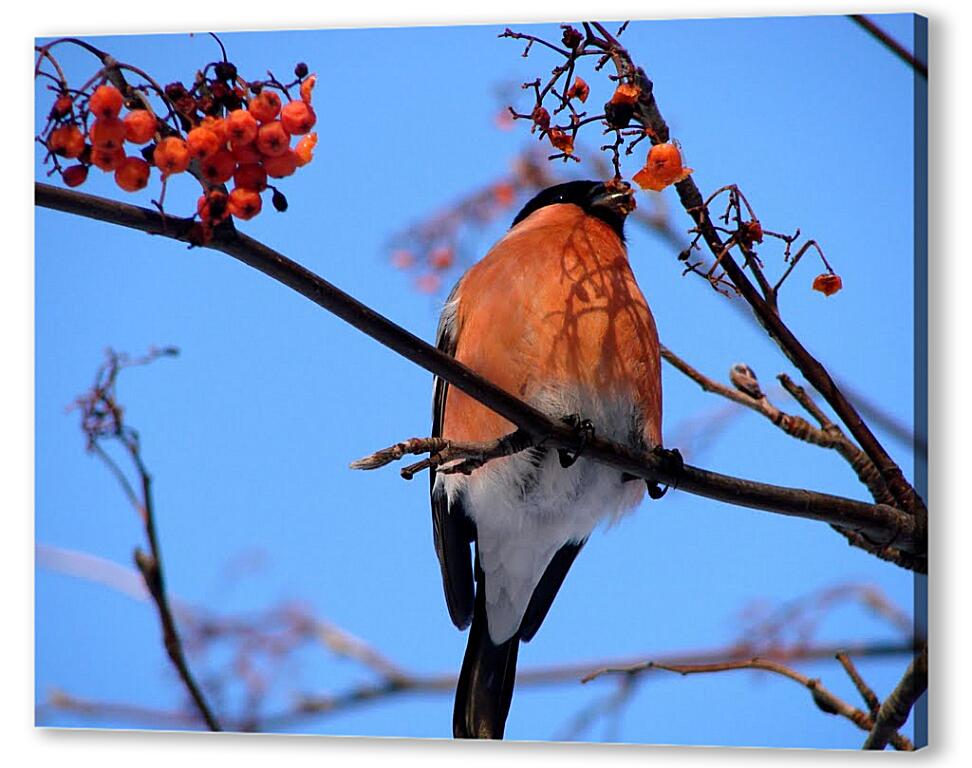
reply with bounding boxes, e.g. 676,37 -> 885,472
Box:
589,181 -> 637,219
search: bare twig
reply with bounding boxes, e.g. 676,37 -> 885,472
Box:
836,651 -> 881,716
848,15 -> 927,78
73,347 -> 222,731
35,183 -> 925,569
862,646 -> 927,750
582,656 -> 914,750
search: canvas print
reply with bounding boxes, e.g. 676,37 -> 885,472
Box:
34,13 -> 927,749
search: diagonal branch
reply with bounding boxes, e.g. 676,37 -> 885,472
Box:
35,183 -> 925,569
848,15 -> 927,78
862,645 -> 927,750
607,50 -> 923,520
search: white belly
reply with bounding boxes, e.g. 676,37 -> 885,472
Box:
436,389 -> 651,643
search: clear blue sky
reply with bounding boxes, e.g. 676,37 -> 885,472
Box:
35,13 -> 923,747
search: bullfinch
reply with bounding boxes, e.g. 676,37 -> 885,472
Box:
430,179 -> 663,739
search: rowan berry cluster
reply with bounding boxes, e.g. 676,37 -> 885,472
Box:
36,38 -> 319,244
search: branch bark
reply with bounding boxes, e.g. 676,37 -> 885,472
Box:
35,182 -> 926,569
862,646 -> 927,750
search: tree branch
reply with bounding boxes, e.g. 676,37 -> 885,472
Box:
607,50 -> 923,520
862,645 -> 927,750
848,15 -> 927,78
74,347 -> 221,731
583,655 -> 914,750
36,182 -> 925,569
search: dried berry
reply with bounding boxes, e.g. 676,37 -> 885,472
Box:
632,142 -> 693,192
812,273 -> 843,296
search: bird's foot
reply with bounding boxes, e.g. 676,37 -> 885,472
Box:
557,414 -> 595,468
646,446 -> 683,500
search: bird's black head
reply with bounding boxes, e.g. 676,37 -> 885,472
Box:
511,180 -> 636,240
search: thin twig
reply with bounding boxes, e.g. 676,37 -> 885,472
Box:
582,656 -> 914,750
862,646 -> 927,750
848,15 -> 927,78
75,348 -> 222,731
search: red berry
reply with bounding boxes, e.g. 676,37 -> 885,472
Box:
89,118 -> 126,151
280,101 -> 316,135
114,156 -> 151,192
62,164 -> 88,187
89,84 -> 124,120
123,110 -> 157,144
228,187 -> 263,220
187,126 -> 222,159
248,90 -> 281,122
255,121 -> 290,157
200,150 -> 236,184
262,149 -> 298,178
153,137 -> 191,175
47,125 -> 85,158
226,109 -> 259,145
90,147 -> 125,171
233,163 -> 268,191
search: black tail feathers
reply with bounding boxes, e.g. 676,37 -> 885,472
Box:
453,583 -> 519,739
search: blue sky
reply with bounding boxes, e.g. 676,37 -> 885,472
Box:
34,13 -> 923,748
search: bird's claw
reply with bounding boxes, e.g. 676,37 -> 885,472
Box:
558,415 -> 595,468
646,446 -> 683,500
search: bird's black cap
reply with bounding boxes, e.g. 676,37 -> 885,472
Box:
511,180 -> 635,240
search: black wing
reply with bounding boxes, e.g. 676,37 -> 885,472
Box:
431,284 -> 476,629
518,539 -> 586,641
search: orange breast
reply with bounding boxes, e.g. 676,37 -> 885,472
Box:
442,204 -> 662,447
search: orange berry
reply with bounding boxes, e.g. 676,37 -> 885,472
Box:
294,132 -> 317,166
567,76 -> 590,103
90,146 -> 125,171
299,74 -> 316,104
247,90 -> 281,122
199,116 -> 228,145
52,94 -> 74,118
610,82 -> 641,106
280,101 -> 316,135
197,190 -> 230,224
200,149 -> 236,184
255,121 -> 290,157
812,273 -> 843,297
262,149 -> 298,178
47,125 -> 85,158
547,127 -> 574,154
152,136 -> 191,175
233,162 -> 268,191
114,156 -> 151,192
88,118 -> 126,151
88,84 -> 124,120
62,164 -> 88,187
187,126 -> 222,159
632,142 -> 693,192
226,109 -> 259,145
123,110 -> 157,144
228,187 -> 263,220
230,141 -> 262,164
